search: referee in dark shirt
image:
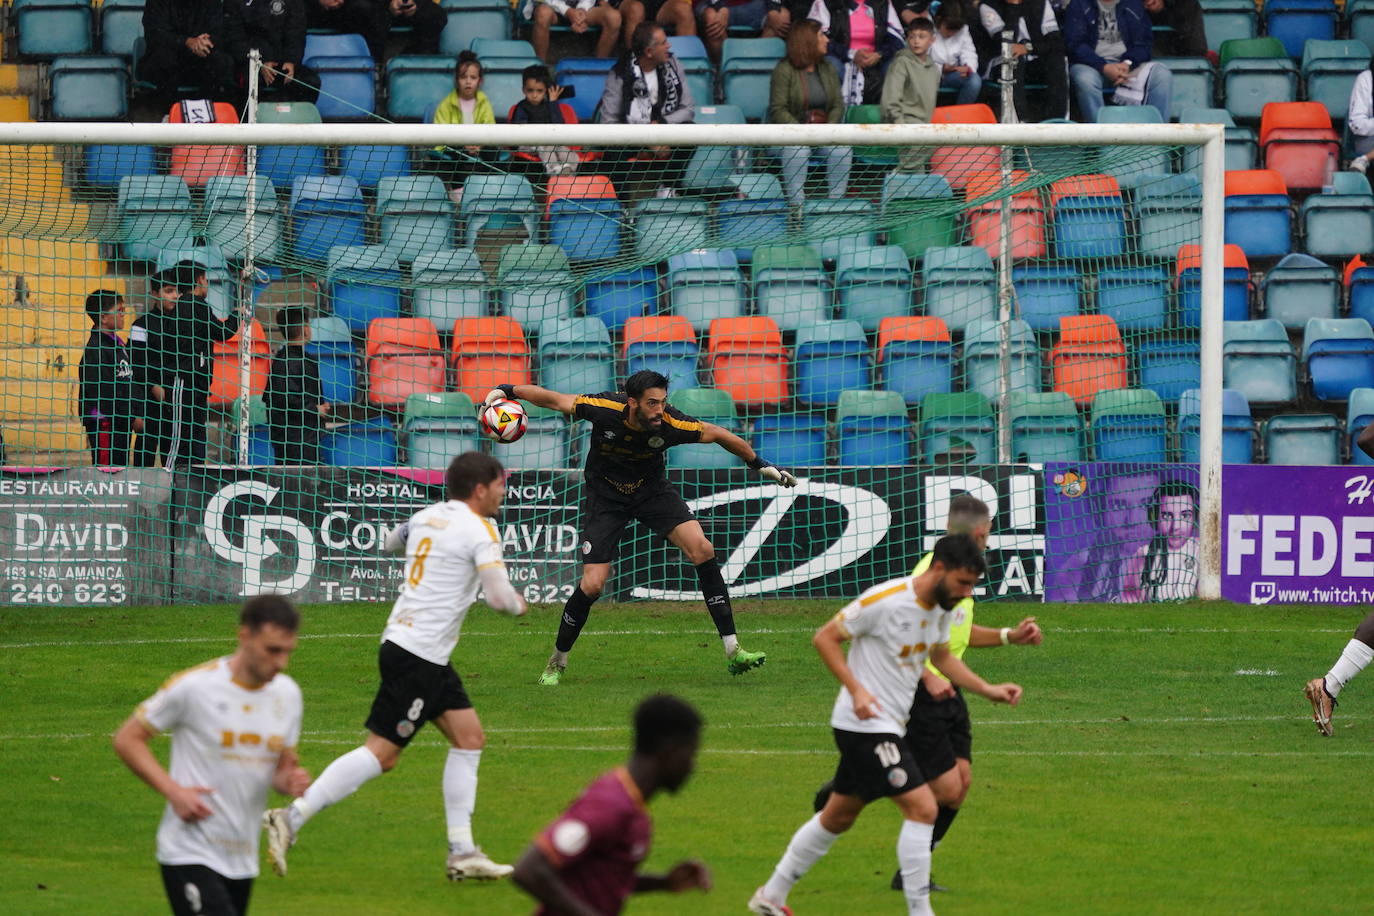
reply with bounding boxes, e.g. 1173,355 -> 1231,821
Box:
483,370 -> 798,686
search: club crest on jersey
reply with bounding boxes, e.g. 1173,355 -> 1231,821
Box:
887,767 -> 908,788
648,436 -> 665,449
396,720 -> 415,739
602,430 -> 617,440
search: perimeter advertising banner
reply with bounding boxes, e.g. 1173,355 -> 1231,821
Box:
1223,465 -> 1374,605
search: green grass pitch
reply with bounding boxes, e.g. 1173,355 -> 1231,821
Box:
2,599 -> 1371,915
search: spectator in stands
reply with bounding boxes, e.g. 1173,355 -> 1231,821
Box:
599,22 -> 696,199
768,18 -> 850,205
881,17 -> 939,172
974,0 -> 1068,121
305,0 -> 445,62
1141,0 -> 1206,58
1063,0 -> 1172,122
510,65 -> 582,179
1348,68 -> 1374,174
265,307 -> 330,466
933,1 -> 981,104
528,0 -> 622,62
698,0 -> 789,58
807,0 -> 905,104
79,290 -> 137,468
621,0 -> 698,47
420,51 -> 498,203
138,0 -> 235,101
223,0 -> 321,103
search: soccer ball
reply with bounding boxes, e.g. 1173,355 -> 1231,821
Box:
480,399 -> 527,443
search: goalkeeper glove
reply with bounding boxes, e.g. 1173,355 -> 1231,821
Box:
483,384 -> 517,406
748,456 -> 797,487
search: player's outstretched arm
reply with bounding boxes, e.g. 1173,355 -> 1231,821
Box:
929,644 -> 1023,706
636,859 -> 712,894
113,715 -> 216,822
383,522 -> 409,556
969,617 -> 1043,648
485,383 -> 578,416
698,424 -> 797,487
512,845 -> 604,916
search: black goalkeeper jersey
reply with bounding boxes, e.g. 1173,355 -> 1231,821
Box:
573,392 -> 704,496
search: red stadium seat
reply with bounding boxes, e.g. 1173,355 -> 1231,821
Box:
451,316 -> 531,402
209,319 -> 271,406
706,316 -> 788,407
929,104 -> 999,191
1049,315 -> 1128,406
168,101 -> 245,188
366,317 -> 445,408
964,169 -> 1046,260
1259,102 -> 1340,190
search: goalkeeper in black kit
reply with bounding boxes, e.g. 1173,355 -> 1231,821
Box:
484,370 -> 798,686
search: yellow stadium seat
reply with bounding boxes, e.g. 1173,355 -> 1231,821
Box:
4,419 -> 90,465
0,96 -> 31,121
0,200 -> 90,235
0,309 -> 91,347
0,347 -> 84,380
0,237 -> 117,308
0,379 -> 77,420
0,65 -> 20,94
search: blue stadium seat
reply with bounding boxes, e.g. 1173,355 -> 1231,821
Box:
835,389 -> 910,466
411,248 -> 488,326
752,244 -> 830,332
1012,265 -> 1082,332
291,176 -> 367,263
624,316 -> 701,391
340,144 -> 411,190
1134,174 -> 1202,260
204,175 -> 283,262
1153,56 -> 1213,120
403,392 -> 481,469
1179,388 -> 1254,463
306,316 -> 360,405
876,316 -> 953,405
461,173 -> 538,246
1301,171 -> 1374,258
835,245 -> 912,332
962,318 -> 1040,401
1098,266 -> 1170,332
666,249 -> 746,332
256,102 -> 327,188
537,316 -> 614,395
1223,318 -> 1298,404
683,105 -> 746,190
497,243 -> 575,327
1178,242 -> 1250,326
325,245 -> 403,333
50,56 -> 127,119
117,175 -> 194,262
1051,176 -> 1126,260
546,176 -> 623,262
84,144 -> 156,188
715,173 -> 788,259
1137,338 -> 1201,403
100,0 -> 144,58
752,413 -> 827,466
1008,391 -> 1083,462
377,175 -> 454,261
721,49 -> 780,120
1224,170 -> 1291,259
794,320 -> 871,408
323,416 -> 398,466
15,0 -> 92,57
1202,0 -> 1258,50
919,392 -> 996,464
553,57 -> 616,121
921,246 -> 996,332
386,55 -> 455,120
1347,386 -> 1374,464
584,266 -> 657,334
1096,106 -> 1171,186
1304,317 -> 1374,401
803,198 -> 878,262
1351,263 -> 1374,327
1261,252 -> 1340,329
680,57 -> 715,110
439,0 -> 513,56
1265,0 -> 1336,59
1264,413 -> 1342,464
1091,388 -> 1168,462
304,35 -> 376,121
721,37 -> 784,67
634,198 -> 709,260
1302,39 -> 1369,121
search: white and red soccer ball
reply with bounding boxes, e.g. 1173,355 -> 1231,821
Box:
480,399 -> 528,443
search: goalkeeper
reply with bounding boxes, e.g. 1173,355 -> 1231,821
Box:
483,370 -> 798,686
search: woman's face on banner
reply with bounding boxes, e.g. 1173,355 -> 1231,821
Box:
1156,495 -> 1197,550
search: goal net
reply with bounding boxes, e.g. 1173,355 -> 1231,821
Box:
0,119 -> 1222,607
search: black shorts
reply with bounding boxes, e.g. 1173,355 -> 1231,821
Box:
905,689 -> 972,779
580,482 -> 696,564
364,641 -> 472,747
830,728 -> 926,802
160,864 -> 252,916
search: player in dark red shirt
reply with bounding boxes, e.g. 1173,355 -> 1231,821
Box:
512,694 -> 710,915
483,370 -> 799,685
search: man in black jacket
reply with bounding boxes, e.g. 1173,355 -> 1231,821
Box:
265,307 -> 331,465
974,0 -> 1069,122
305,0 -> 446,62
223,0 -> 321,102
138,0 -> 235,100
78,290 -> 137,467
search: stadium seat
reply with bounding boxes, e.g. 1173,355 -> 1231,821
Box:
1264,413 -> 1343,464
545,175 -> 622,262
208,320 -> 271,406
322,416 -> 398,466
1301,39 -> 1369,121
1258,101 -> 1340,191
1301,171 -> 1374,258
634,198 -> 709,260
1261,252 -> 1339,330
1023,119 -> 1096,175
752,245 -> 830,332
1012,265 -> 1082,332
1349,257 -> 1374,327
411,248 -> 488,327
722,57 -> 780,121
340,145 -> 411,190
553,57 -> 616,121
116,176 -> 194,262
706,317 -> 789,408
845,104 -> 898,167
1349,0 -> 1374,57
1096,106 -> 1172,187
1347,386 -> 1374,464
584,267 -> 657,335
920,246 -> 996,333
1219,37 -> 1298,121
1179,388 -> 1254,463
377,175 -> 454,262
50,56 -> 127,120
228,395 -> 275,465
667,388 -> 740,469
483,57 -> 546,121
1177,243 -> 1250,326
928,104 -> 999,191
961,317 -> 1040,401
715,173 -> 788,259
794,320 -> 870,408
835,389 -> 910,466
882,173 -> 959,261
835,245 -> 912,331
326,244 -> 403,333
1008,391 -> 1083,462
14,0 -> 92,57
1178,107 -> 1257,172
1223,318 -> 1298,404
1303,317 -> 1374,401
1223,169 -> 1291,259
100,0 -> 144,58
1091,388 -> 1168,462
1050,315 -> 1129,406
964,170 -> 1047,261
538,315 -> 614,396
752,413 -> 828,466
919,392 -> 996,464
1049,175 -> 1126,260
386,55 -> 456,121
203,176 -> 282,263
876,316 -> 952,405
1134,174 -> 1202,260
1137,337 -> 1202,403
439,0 -> 513,55
450,315 -> 531,401
468,37 -> 536,57
1152,56 -> 1213,120
303,34 -> 375,120
83,144 -> 156,188
802,198 -> 877,262
168,101 -> 244,188
403,392 -> 481,469
1265,0 -> 1336,59
461,173 -> 538,246
255,102 -> 327,190
1202,0 -> 1258,50
365,317 -> 445,408
623,315 -> 700,391
496,244 -> 575,327
666,250 -> 746,332
1098,266 -> 1170,332
307,315 -> 360,405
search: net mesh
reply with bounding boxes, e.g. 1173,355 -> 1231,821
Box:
0,123 -> 1203,605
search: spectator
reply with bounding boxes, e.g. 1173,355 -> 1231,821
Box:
510,65 -> 582,179
223,0 -> 321,103
420,51 -> 498,203
1063,0 -> 1172,122
1142,0 -> 1206,58
1348,69 -> 1374,173
933,0 -> 981,104
79,290 -> 137,467
881,17 -> 940,172
265,307 -> 330,465
807,0 -> 905,104
975,0 -> 1068,122
528,0 -> 622,61
697,0 -> 772,60
305,0 -> 445,62
138,0 -> 235,100
768,19 -> 851,205
599,23 -> 696,198
621,0 -> 698,47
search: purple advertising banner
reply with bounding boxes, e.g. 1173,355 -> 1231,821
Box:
1043,463 -> 1201,604
1223,465 -> 1374,605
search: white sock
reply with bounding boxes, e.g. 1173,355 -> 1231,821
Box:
444,748 -> 482,853
551,649 -> 569,667
1326,639 -> 1374,697
899,819 -> 935,916
761,813 -> 841,905
723,634 -> 740,657
289,746 -> 383,830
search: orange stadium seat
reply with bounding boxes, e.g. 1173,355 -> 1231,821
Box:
1258,101 -> 1340,190
168,101 -> 245,188
1049,315 -> 1128,406
208,320 -> 271,406
929,103 -> 998,190
963,169 -> 1046,260
450,316 -> 531,401
706,316 -> 788,407
621,315 -> 697,355
366,317 -> 446,408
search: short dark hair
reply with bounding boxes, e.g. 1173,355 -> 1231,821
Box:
905,16 -> 935,34
633,694 -> 703,755
240,594 -> 301,632
631,21 -> 665,55
445,451 -> 505,500
173,260 -> 206,291
522,63 -> 553,87
930,532 -> 987,576
85,289 -> 122,326
624,370 -> 669,400
276,307 -> 308,339
455,49 -> 483,82
152,267 -> 181,292
935,3 -> 965,30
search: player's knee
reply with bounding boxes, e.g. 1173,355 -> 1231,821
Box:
1354,611 -> 1374,646
686,541 -> 716,565
458,728 -> 486,750
819,807 -> 858,833
580,577 -> 606,599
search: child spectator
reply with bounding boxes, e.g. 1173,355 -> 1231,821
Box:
422,51 -> 498,203
527,0 -> 622,62
510,65 -> 581,179
265,307 -> 330,465
933,2 -> 982,105
79,290 -> 137,467
881,17 -> 940,172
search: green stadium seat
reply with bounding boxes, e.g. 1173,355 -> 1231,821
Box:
497,244 -> 575,327
403,392 -> 481,469
411,248 -> 488,326
919,392 -> 996,464
752,245 -> 830,332
835,389 -> 910,466
668,388 -> 742,469
1008,391 -> 1083,462
1091,388 -> 1167,462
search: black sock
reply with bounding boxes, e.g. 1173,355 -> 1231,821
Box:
695,559 -> 735,638
554,588 -> 597,653
932,805 -> 960,848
